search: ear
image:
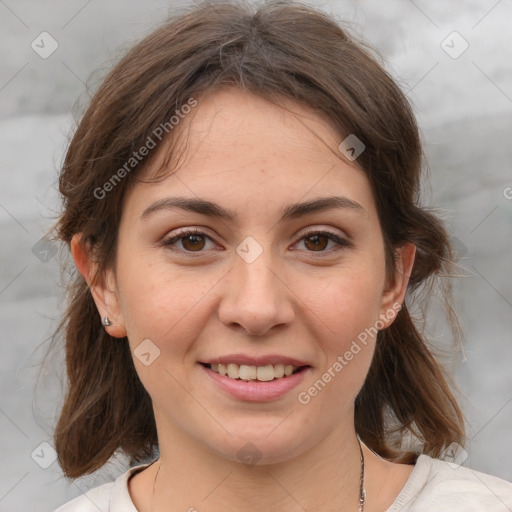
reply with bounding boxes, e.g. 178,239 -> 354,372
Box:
71,234 -> 127,338
378,242 -> 416,328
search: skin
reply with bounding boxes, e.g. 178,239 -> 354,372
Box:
72,87 -> 416,512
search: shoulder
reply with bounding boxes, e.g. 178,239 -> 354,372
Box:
388,454 -> 512,511
53,481 -> 113,512
53,463 -> 150,512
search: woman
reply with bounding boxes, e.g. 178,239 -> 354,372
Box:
51,1 -> 512,510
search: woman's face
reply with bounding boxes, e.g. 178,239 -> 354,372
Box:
90,87 -> 412,464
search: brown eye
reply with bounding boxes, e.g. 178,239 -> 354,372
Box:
163,229 -> 215,253
297,230 -> 351,254
304,233 -> 329,251
181,234 -> 206,251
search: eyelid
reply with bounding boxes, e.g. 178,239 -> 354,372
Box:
297,226 -> 350,241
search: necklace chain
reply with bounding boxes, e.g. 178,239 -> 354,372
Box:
358,435 -> 366,512
152,437 -> 366,511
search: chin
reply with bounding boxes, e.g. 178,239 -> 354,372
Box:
204,423 -> 319,466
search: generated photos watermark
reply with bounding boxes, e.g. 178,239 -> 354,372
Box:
297,302 -> 402,405
93,97 -> 198,200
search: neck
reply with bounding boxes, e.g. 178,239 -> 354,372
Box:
149,422 -> 364,512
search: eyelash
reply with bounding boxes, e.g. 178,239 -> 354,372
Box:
162,228 -> 351,255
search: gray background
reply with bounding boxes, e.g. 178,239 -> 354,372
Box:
1,0 -> 511,510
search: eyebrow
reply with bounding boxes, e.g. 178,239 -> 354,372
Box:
140,195 -> 365,223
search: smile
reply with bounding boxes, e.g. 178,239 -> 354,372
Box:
200,360 -> 311,401
205,362 -> 303,381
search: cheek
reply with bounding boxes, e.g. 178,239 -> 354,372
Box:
302,266 -> 384,346
115,257 -> 221,409
293,274 -> 382,416
294,260 -> 385,397
116,251 -> 217,353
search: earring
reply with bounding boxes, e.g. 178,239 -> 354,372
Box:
102,316 -> 112,327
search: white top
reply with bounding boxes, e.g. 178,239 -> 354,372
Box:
54,454 -> 512,511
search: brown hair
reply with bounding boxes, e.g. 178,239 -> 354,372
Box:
51,0 -> 465,478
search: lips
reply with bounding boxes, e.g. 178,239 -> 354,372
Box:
200,363 -> 311,401
199,354 -> 311,400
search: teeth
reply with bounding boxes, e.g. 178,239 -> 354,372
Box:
274,363 -> 284,378
208,362 -> 302,381
239,364 -> 257,380
227,364 -> 239,379
256,365 -> 274,382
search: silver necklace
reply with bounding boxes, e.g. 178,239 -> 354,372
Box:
358,435 -> 366,511
151,437 -> 366,511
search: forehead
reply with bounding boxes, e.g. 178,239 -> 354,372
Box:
123,87 -> 376,223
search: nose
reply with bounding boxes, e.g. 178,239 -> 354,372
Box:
218,247 -> 295,336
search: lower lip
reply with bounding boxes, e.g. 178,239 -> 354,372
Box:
201,364 -> 310,402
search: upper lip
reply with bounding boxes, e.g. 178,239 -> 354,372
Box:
201,354 -> 311,367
